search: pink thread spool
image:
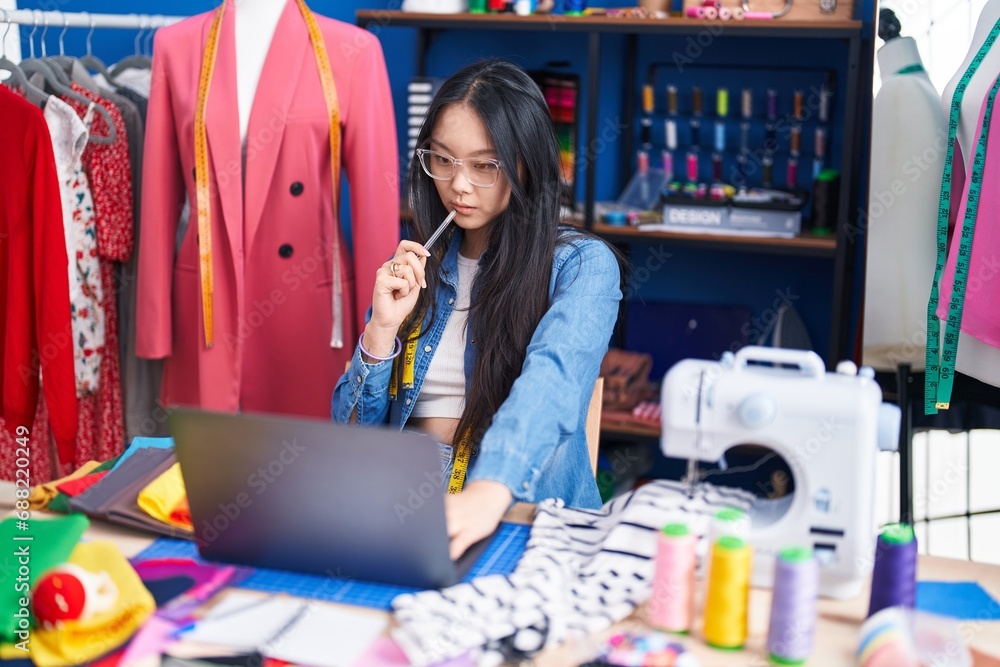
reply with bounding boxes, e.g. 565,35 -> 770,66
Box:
703,6 -> 719,19
732,6 -> 746,19
718,7 -> 732,20
648,523 -> 696,633
686,6 -> 707,18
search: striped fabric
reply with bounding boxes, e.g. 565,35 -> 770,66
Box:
391,480 -> 755,665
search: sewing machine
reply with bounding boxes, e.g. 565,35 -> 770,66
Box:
661,346 -> 900,599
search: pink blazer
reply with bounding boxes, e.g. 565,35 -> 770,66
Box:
137,0 -> 399,418
937,89 -> 1000,350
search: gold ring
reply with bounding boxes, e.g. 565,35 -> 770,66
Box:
390,262 -> 400,277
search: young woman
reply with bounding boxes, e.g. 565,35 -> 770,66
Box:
332,60 -> 623,558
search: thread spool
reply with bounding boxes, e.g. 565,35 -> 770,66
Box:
712,153 -> 723,182
793,89 -> 804,120
690,118 -> 702,147
818,85 -> 832,122
711,507 -> 750,544
718,6 -> 732,19
663,150 -> 674,181
732,6 -> 746,19
762,155 -> 773,186
686,151 -> 699,182
868,523 -> 918,618
686,6 -> 706,17
637,149 -> 650,174
703,536 -> 752,650
692,86 -> 703,116
766,88 -> 778,120
739,122 -> 751,153
787,157 -> 799,189
716,88 -> 729,117
714,121 -> 726,153
767,547 -> 819,665
814,126 -> 826,158
666,119 -> 678,150
790,124 -> 801,155
741,88 -> 752,119
667,85 -> 679,115
643,83 -> 655,114
765,123 -> 777,151
641,116 -> 653,147
703,6 -> 719,18
649,523 -> 696,633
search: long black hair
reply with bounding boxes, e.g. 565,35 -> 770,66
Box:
403,59 -> 623,447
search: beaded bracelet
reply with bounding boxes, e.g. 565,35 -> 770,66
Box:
359,334 -> 402,362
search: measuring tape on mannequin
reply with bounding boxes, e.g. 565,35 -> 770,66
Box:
194,0 -> 344,349
926,16 -> 1000,414
390,320 -> 474,493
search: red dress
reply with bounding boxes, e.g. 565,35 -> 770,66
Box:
0,87 -> 77,481
62,84 -> 133,470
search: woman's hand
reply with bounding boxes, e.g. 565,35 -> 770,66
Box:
445,480 -> 513,560
362,241 -> 430,360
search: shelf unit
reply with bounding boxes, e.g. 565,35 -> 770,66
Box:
357,10 -> 870,365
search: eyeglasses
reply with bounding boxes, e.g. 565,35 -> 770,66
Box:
416,149 -> 503,188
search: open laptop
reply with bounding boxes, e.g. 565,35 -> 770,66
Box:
168,408 -> 493,589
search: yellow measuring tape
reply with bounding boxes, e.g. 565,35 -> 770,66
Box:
391,319 -> 474,493
194,0 -> 343,349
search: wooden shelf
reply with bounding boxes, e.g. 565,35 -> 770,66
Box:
592,222 -> 837,257
601,415 -> 661,439
356,11 -> 862,38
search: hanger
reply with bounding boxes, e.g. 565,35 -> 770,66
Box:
0,9 -> 50,106
46,12 -> 78,73
78,12 -> 117,81
18,11 -> 116,145
19,11 -> 72,87
112,15 -> 153,74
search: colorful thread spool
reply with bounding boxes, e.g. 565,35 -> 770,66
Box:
818,85 -> 832,122
641,116 -> 653,147
690,118 -> 702,148
692,86 -> 703,116
686,151 -> 699,182
787,157 -> 799,189
663,149 -> 674,181
762,154 -> 774,186
867,523 -> 918,618
643,83 -> 655,114
703,536 -> 752,649
766,88 -> 778,120
790,124 -> 802,155
718,6 -> 732,20
793,89 -> 804,120
741,88 -> 753,119
716,88 -> 729,117
767,547 -> 819,665
666,119 -> 678,150
598,631 -> 701,667
703,6 -> 719,19
649,523 -> 697,634
714,122 -> 726,153
667,85 -> 679,115
732,6 -> 746,20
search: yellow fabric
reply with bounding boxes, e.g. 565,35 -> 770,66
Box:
137,462 -> 191,529
27,541 -> 155,667
28,461 -> 101,511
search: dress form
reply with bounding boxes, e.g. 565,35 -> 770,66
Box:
939,0 -> 1000,389
862,34 -> 944,371
234,0 -> 285,142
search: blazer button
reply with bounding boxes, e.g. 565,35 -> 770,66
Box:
279,244 -> 294,259
290,182 -> 304,196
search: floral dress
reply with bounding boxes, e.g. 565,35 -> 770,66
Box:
44,96 -> 105,396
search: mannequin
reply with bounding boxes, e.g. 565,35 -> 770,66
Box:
936,0 -> 1000,391
234,0 -> 285,142
137,0 -> 400,419
863,9 -> 945,371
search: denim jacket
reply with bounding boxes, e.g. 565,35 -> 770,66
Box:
331,229 -> 621,509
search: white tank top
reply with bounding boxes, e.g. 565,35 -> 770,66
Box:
411,254 -> 479,419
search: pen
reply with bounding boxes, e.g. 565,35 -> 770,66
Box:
423,209 -> 458,252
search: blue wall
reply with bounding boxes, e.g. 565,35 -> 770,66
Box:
16,0 -> 876,365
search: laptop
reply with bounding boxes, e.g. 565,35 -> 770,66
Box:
168,408 -> 493,589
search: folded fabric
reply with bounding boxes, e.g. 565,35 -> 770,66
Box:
391,480 -> 755,666
110,436 -> 174,473
0,514 -> 89,643
104,454 -> 194,540
56,470 -> 110,497
28,540 -> 155,667
46,457 -> 122,515
28,461 -> 101,510
170,497 -> 192,528
138,463 -> 192,529
70,447 -> 174,518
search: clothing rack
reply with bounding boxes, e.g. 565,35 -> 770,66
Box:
3,9 -> 187,30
